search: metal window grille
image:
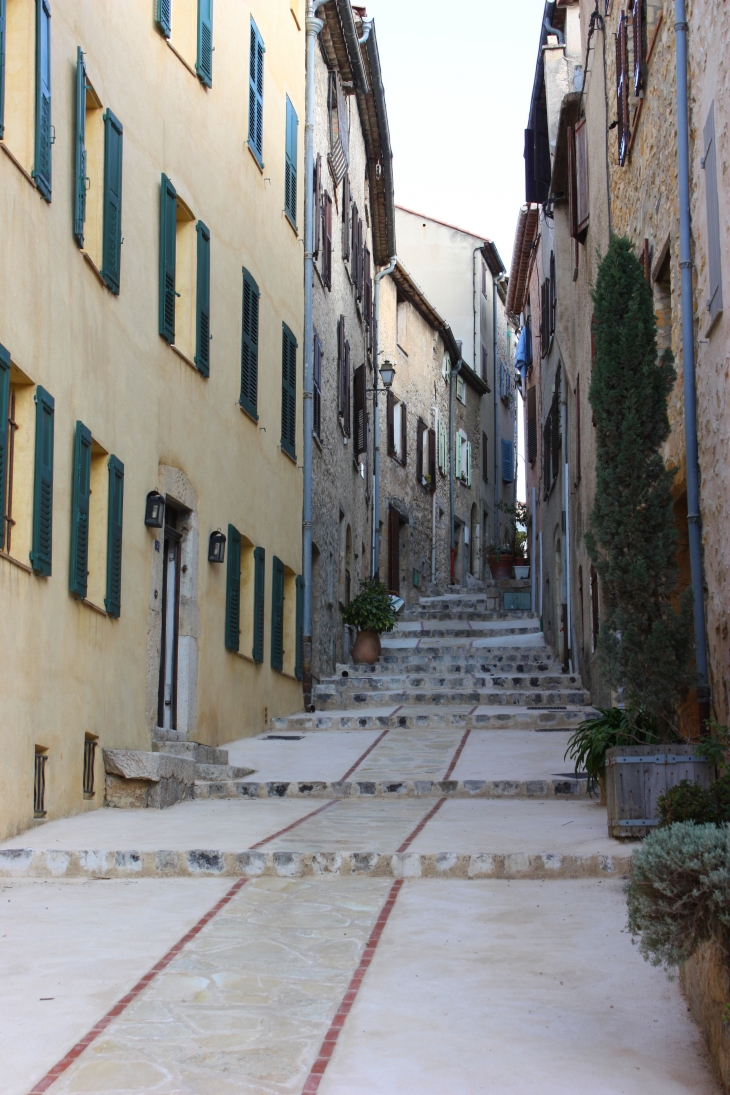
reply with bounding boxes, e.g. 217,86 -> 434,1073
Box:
83,738 -> 97,796
4,390 -> 17,552
34,753 -> 47,816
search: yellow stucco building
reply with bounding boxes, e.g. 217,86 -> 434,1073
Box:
0,0 -> 306,839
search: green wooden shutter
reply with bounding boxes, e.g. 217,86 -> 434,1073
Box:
104,455 -> 124,616
31,386 -> 54,576
73,47 -> 87,247
295,574 -> 303,680
285,96 -> 298,227
466,441 -> 472,487
240,269 -> 259,418
248,20 -> 264,165
252,545 -> 265,662
159,174 -> 177,343
195,220 -> 210,376
101,109 -> 123,294
271,555 -> 284,671
281,323 -> 297,458
156,0 -> 171,37
455,431 -> 461,480
69,421 -> 92,599
196,0 -> 213,87
225,523 -> 241,651
0,343 -> 10,551
33,0 -> 52,202
704,102 -> 723,326
501,438 -> 514,483
0,0 -> 6,138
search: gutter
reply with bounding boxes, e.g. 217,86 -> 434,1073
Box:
449,357 -> 463,585
336,0 -> 369,93
362,22 -> 396,259
371,256 -> 397,578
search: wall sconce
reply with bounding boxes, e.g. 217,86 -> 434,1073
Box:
145,490 -> 165,528
208,529 -> 226,563
379,362 -> 396,389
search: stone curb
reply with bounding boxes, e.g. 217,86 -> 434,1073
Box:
0,848 -> 631,880
192,778 -> 592,800
270,711 -> 592,732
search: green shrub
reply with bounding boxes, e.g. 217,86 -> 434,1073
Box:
564,706 -> 661,791
341,580 -> 396,635
626,822 -> 730,969
657,773 -> 730,827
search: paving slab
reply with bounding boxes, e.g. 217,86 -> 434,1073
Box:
223,730 -> 382,783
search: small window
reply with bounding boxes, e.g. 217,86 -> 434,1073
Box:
653,246 -> 672,354
313,330 -> 322,441
284,95 -> 298,229
159,176 -> 210,374
34,746 -> 48,817
442,353 -> 451,382
1,355 -> 35,564
68,422 -> 124,616
248,19 -> 265,166
456,374 -> 466,404
480,345 -> 488,381
2,0 -> 39,175
156,0 -> 214,87
83,734 -> 98,797
396,295 -> 409,355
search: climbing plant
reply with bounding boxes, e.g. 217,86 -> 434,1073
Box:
586,236 -> 694,733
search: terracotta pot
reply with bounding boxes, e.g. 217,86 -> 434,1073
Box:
488,553 -> 514,579
352,630 -> 381,665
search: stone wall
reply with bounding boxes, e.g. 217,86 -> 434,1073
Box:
680,935 -> 730,1093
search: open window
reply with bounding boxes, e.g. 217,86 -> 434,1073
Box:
159,174 -> 211,375
416,418 -> 436,491
1,0 -> 52,198
396,295 -> 409,355
456,429 -> 472,486
155,0 -> 214,87
386,389 -> 407,465
68,421 -> 124,615
1,351 -> 35,565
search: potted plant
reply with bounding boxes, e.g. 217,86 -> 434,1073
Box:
486,541 -> 514,580
342,579 -> 397,664
489,501 -> 529,579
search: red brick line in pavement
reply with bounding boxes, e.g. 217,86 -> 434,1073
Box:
443,726 -> 472,780
301,796 -> 447,1094
340,726 -> 391,781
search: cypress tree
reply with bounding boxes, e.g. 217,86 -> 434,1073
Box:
587,236 -> 694,733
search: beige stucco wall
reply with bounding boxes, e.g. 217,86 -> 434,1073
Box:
0,0 -> 304,839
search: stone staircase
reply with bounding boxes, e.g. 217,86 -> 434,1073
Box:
104,735 -> 253,809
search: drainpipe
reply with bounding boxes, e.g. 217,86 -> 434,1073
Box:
301,1 -> 326,711
371,256 -> 397,579
492,273 -> 507,541
563,461 -> 573,675
530,485 -> 537,613
432,404 -> 438,583
675,0 -> 710,727
449,357 -> 463,584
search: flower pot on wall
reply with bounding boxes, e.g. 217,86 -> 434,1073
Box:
514,565 -> 530,580
352,630 -> 381,665
488,553 -> 514,580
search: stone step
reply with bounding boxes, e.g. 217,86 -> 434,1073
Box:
313,688 -> 591,710
316,672 -> 583,694
194,763 -> 256,781
0,847 -> 630,881
336,653 -> 559,674
381,634 -> 548,652
152,741 -> 230,766
270,706 -> 594,732
193,777 -> 589,801
399,608 -> 533,622
391,620 -> 541,640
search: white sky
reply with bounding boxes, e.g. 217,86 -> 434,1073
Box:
368,0 -> 545,266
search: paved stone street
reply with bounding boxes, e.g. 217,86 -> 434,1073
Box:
0,597 -> 719,1093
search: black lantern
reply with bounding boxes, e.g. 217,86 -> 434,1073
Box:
379,362 -> 396,389
145,490 -> 165,528
208,529 -> 226,563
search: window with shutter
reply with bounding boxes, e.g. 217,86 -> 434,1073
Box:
703,101 -> 723,326
252,545 -> 265,662
31,385 -> 54,576
351,205 -> 359,286
195,221 -> 211,377
400,401 -> 407,466
295,574 -> 303,680
196,0 -> 213,87
159,174 -> 177,342
356,216 -> 363,300
285,96 -> 298,228
32,0 -> 52,202
101,110 -> 123,294
438,420 -> 448,475
69,421 -> 92,599
455,430 -> 461,481
281,323 -> 297,458
551,387 -> 561,484
74,47 -> 87,247
482,431 -> 489,483
364,249 -> 372,326
428,427 -> 436,491
105,455 -> 124,617
0,344 -> 9,551
343,340 -> 351,438
549,251 -> 556,334
156,0 -> 171,37
466,441 -> 472,487
240,268 -> 260,419
313,154 -> 321,259
271,555 -> 284,671
313,330 -> 322,441
353,364 -> 366,455
632,0 -> 644,95
225,524 -> 242,652
337,315 -> 345,417
527,386 -> 537,464
323,190 -> 332,289
248,20 -> 264,166
575,374 -> 582,486
616,12 -> 630,166
342,174 -> 351,261
501,438 -> 514,483
416,418 -> 424,483
387,389 -> 395,457
568,120 -> 590,241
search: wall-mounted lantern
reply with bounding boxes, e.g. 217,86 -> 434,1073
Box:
208,529 -> 226,563
145,490 -> 165,528
379,362 -> 396,389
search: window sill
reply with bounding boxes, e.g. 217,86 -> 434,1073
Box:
165,38 -> 199,81
704,307 -> 723,339
275,669 -> 300,682
248,143 -> 264,173
0,550 -> 33,574
78,597 -> 110,617
313,432 -> 323,452
280,445 -> 298,465
0,141 -> 37,192
81,250 -> 110,290
240,402 -> 259,424
285,211 -> 298,237
232,649 -> 257,664
170,343 -> 200,373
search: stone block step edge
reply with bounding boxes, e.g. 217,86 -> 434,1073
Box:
192,778 -> 591,800
0,848 -> 631,881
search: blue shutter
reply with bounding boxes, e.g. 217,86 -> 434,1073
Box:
240,269 -> 259,418
195,221 -> 210,376
225,524 -> 241,651
74,47 -> 86,247
501,438 -> 514,483
285,96 -> 298,227
281,323 -> 297,458
248,20 -> 264,165
703,102 -> 723,326
196,0 -> 213,87
252,545 -> 265,662
0,0 -> 8,139
31,386 -> 54,576
271,555 -> 284,671
101,109 -> 123,294
69,421 -> 92,599
0,343 -> 9,551
159,174 -> 177,343
33,0 -> 52,202
104,455 -> 124,616
295,574 -> 303,680
156,0 -> 171,37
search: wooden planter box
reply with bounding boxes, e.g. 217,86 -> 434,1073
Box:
605,744 -> 711,839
